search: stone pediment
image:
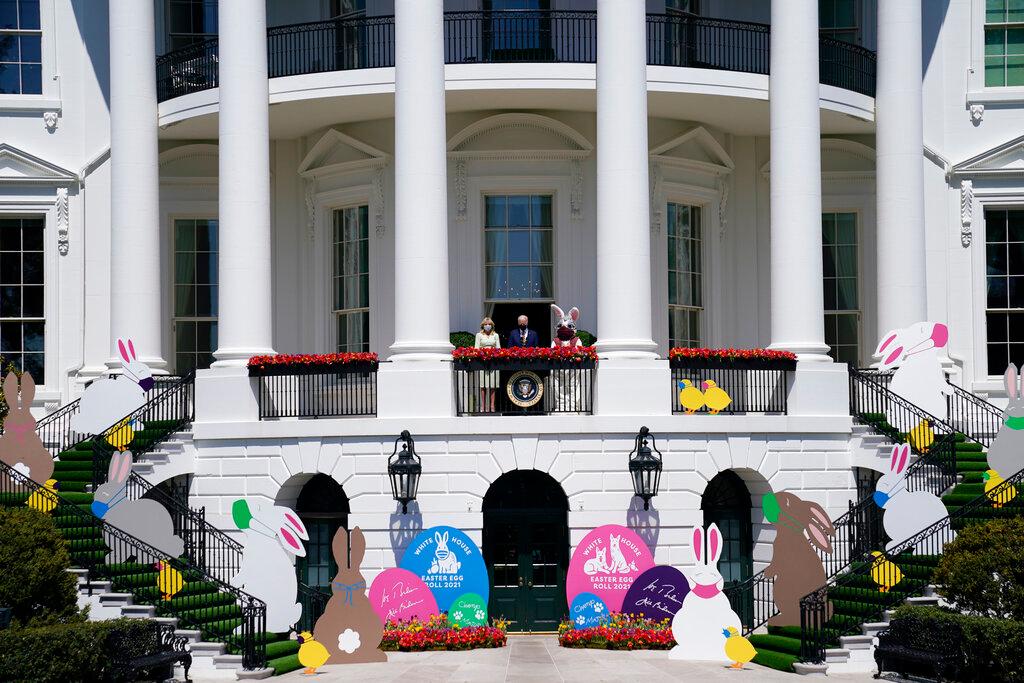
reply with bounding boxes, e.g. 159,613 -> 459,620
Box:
0,144 -> 76,184
298,129 -> 388,179
160,143 -> 219,184
952,135 -> 1024,178
447,113 -> 592,160
649,126 -> 734,176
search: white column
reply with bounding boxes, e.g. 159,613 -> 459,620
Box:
594,0 -> 657,359
212,0 -> 274,365
108,0 -> 165,371
768,0 -> 830,362
876,0 -> 926,334
390,0 -> 451,360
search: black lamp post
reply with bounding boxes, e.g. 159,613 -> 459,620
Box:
628,426 -> 662,510
388,430 -> 422,514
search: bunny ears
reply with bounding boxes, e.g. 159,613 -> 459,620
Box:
232,499 -> 309,557
691,523 -> 722,566
117,338 -> 138,365
889,444 -> 910,475
1006,364 -> 1023,400
551,304 -> 580,325
106,450 -> 133,485
1,371 -> 34,410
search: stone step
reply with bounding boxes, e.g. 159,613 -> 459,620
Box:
141,450 -> 170,464
793,661 -> 829,676
839,635 -> 874,650
190,641 -> 227,658
67,568 -> 89,583
132,462 -> 154,476
175,629 -> 202,643
905,595 -> 939,607
236,668 -> 274,680
79,580 -> 113,594
213,654 -> 244,670
152,616 -> 179,627
122,604 -> 156,618
825,648 -> 850,665
861,621 -> 889,637
98,593 -> 133,607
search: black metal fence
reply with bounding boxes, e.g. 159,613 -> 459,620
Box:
798,465 -> 1024,664
297,583 -> 332,633
670,360 -> 791,414
155,11 -> 877,102
454,360 -> 595,415
0,461 -> 267,670
90,373 -> 195,491
252,363 -> 378,419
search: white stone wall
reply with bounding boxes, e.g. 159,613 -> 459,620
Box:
187,427 -> 857,585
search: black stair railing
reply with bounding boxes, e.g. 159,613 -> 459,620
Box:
90,372 -> 195,491
0,461 -> 268,670
725,368 -> 962,633
799,465 -> 1024,664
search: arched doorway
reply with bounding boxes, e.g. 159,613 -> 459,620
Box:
483,470 -> 569,632
292,474 -> 350,590
701,471 -> 753,588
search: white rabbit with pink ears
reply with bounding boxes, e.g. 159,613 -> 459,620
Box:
670,523 -> 742,661
71,338 -> 155,436
873,443 -> 953,552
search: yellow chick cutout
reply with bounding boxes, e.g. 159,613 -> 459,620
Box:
297,631 -> 330,675
870,551 -> 903,593
27,479 -> 60,513
723,626 -> 757,669
984,469 -> 1017,508
678,379 -> 733,415
155,560 -> 184,601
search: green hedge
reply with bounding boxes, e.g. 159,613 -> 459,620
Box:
0,507 -> 82,626
933,517 -> 1024,620
890,605 -> 1024,682
0,618 -> 156,682
450,331 -> 475,349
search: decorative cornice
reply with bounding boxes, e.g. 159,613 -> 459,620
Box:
950,133 -> 1024,178
43,111 -> 58,132
454,160 -> 468,221
447,113 -> 593,158
0,143 -> 77,184
298,128 -> 389,180
960,179 -> 974,248
649,125 -> 735,176
970,103 -> 985,124
373,167 -> 386,238
570,159 -> 583,221
56,187 -> 69,255
158,143 -> 218,185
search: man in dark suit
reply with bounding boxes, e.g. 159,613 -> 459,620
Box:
507,315 -> 539,348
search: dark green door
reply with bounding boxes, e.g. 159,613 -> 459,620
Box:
702,470 -> 753,626
483,471 -> 569,632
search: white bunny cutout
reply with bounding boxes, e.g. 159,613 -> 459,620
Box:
873,444 -> 953,552
874,322 -> 952,432
71,338 -> 155,436
230,499 -> 309,633
670,523 -> 742,661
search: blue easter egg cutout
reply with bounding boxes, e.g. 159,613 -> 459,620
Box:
400,525 -> 488,612
569,592 -> 609,629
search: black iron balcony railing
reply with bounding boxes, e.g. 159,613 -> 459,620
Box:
250,361 -> 378,420
669,356 -> 794,415
454,357 -> 595,416
155,11 -> 876,102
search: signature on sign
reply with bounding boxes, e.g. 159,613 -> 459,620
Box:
634,578 -> 684,617
380,580 -> 425,621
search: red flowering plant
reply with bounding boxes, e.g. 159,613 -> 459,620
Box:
379,613 -> 509,652
669,347 -> 797,369
451,346 -> 598,364
246,352 -> 378,375
557,612 -> 676,650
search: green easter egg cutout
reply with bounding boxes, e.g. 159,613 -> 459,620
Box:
448,593 -> 488,627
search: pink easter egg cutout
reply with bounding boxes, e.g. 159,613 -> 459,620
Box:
369,567 -> 439,625
567,524 -> 655,612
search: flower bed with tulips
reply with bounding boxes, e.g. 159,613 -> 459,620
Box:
246,352 -> 379,376
452,346 -> 597,369
669,347 -> 797,371
558,612 -> 676,650
379,613 -> 509,652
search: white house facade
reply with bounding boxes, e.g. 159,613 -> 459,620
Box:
2,0 -> 1021,675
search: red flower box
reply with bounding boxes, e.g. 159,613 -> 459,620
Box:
380,614 -> 508,652
247,352 -> 379,376
669,347 -> 797,371
452,346 -> 597,368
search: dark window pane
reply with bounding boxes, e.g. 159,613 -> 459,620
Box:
485,196 -> 506,227
989,311 -> 1009,342
1011,277 -> 1024,308
21,222 -> 42,251
195,285 -> 214,317
23,320 -> 42,351
989,276 -> 1009,308
822,247 -> 836,278
989,243 -> 1008,276
20,63 -> 40,94
0,321 -> 19,352
990,343 -> 1009,375
0,286 -> 18,317
1011,311 -> 1024,343
18,0 -> 39,30
531,195 -> 552,226
1012,343 -> 1024,368
176,321 -> 196,352
0,33 -> 15,61
175,220 -> 195,251
175,252 -> 195,284
1010,210 -> 1024,242
987,210 -> 1008,243
23,353 -> 42,381
22,285 -> 41,317
196,219 -> 218,251
508,230 -> 529,262
19,34 -> 39,62
507,196 -> 529,227
175,284 -> 195,316
0,63 -> 18,94
0,222 -> 18,252
0,253 -> 19,284
195,253 -> 216,284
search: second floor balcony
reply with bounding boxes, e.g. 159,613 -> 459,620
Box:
155,10 -> 876,103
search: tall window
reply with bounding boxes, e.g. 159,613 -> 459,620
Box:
822,212 -> 859,366
166,0 -> 218,52
0,0 -> 41,94
484,195 -> 553,301
667,203 -> 702,348
0,217 -> 43,379
333,206 -> 369,352
819,0 -> 858,44
985,209 -> 1024,374
985,0 -> 1024,87
173,219 -> 218,373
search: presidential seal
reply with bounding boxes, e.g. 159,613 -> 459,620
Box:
507,370 -> 544,408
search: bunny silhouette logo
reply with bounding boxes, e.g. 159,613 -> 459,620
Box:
401,526 -> 488,612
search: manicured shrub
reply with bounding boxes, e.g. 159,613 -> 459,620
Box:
932,517 -> 1024,620
576,330 -> 596,346
0,507 -> 81,626
889,605 -> 1024,682
450,331 -> 476,349
0,618 -> 156,683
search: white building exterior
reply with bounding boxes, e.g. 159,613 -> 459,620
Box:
1,0 -> 1017,634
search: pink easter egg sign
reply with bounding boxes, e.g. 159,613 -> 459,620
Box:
567,524 -> 654,612
369,568 -> 439,625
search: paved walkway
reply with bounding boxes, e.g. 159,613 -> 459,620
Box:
273,636 -> 879,682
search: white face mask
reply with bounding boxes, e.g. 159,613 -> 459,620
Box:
483,325 -> 493,332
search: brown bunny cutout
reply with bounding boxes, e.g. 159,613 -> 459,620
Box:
0,373 -> 53,487
763,491 -> 835,627
312,527 -> 387,664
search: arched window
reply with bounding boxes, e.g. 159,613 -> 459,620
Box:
701,470 -> 753,587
